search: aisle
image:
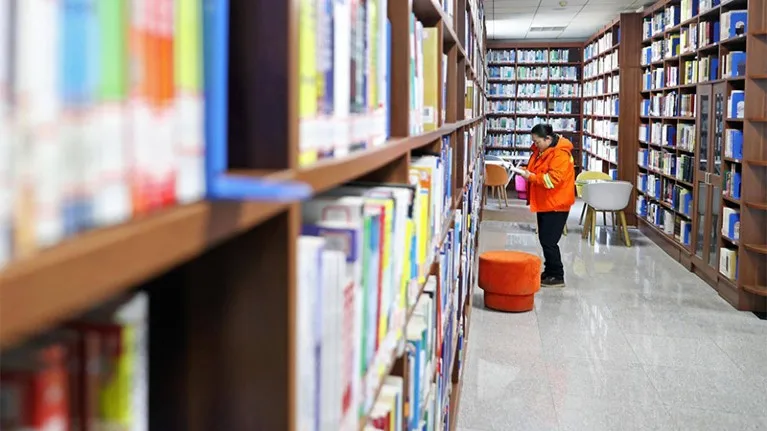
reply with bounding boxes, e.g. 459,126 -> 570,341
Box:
458,200 -> 767,431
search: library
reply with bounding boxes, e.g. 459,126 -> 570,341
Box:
0,0 -> 766,430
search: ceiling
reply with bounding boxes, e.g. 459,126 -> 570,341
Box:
486,0 -> 656,40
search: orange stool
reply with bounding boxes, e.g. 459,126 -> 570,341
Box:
478,251 -> 542,312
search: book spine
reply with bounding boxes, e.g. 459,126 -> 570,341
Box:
332,0 -> 351,158
129,0 -> 153,215
174,0 -> 205,204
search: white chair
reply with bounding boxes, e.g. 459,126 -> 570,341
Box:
581,181 -> 633,246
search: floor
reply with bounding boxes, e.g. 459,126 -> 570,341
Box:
457,199 -> 767,431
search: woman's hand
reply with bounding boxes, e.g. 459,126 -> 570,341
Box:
519,170 -> 532,180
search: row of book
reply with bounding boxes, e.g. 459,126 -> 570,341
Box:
487,117 -> 578,132
583,119 -> 618,140
582,154 -> 617,174
296,133 -> 457,430
488,83 -> 582,98
371,147 -> 483,430
584,50 -> 619,79
583,136 -> 618,164
583,76 -> 620,98
488,66 -> 580,81
487,49 -> 576,64
299,0 -> 391,165
0,0 -> 206,269
638,149 -> 696,184
636,196 -> 692,246
584,31 -> 617,60
640,93 -> 696,118
0,293 -> 148,430
652,9 -> 748,44
584,97 -> 620,117
485,133 -> 532,148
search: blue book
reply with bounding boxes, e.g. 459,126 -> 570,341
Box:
710,57 -> 719,81
732,172 -> 742,199
727,51 -> 746,77
715,21 -> 722,42
683,192 -> 692,216
61,0 -> 98,234
722,10 -> 748,39
728,91 -> 745,119
204,0 -> 310,200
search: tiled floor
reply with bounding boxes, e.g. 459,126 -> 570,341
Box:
458,200 -> 767,431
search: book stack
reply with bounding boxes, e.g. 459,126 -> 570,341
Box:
0,0 -> 206,268
298,0 -> 391,165
0,293 -> 148,430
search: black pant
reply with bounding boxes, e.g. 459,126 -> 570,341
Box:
536,211 -> 569,279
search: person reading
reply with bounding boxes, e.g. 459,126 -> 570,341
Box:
517,124 -> 576,287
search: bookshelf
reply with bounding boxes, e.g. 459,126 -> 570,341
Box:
582,13 -> 644,223
484,42 -> 584,168
0,1 -> 487,430
634,0 -> 766,312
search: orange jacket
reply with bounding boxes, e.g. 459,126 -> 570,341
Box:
526,135 -> 576,213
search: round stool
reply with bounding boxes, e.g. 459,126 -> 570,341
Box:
478,251 -> 542,312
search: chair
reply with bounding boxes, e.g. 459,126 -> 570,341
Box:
485,163 -> 511,207
478,251 -> 542,312
581,181 -> 633,246
575,171 -> 612,225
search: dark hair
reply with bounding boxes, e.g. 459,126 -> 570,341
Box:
531,124 -> 554,139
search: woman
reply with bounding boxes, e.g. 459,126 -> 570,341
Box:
518,124 -> 576,287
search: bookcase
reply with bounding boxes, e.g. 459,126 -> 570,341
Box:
634,0 -> 767,312
484,42 -> 584,168
0,0 -> 487,429
582,14 -> 644,223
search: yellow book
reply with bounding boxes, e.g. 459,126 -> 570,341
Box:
299,0 -> 318,166
422,28 -> 439,131
367,198 -> 394,344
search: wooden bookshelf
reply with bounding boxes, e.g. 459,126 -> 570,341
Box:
485,41 -> 584,168
0,1 -> 487,430
633,0 -> 766,312
582,14 -> 643,224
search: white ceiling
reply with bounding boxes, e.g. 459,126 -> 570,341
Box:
486,0 -> 656,40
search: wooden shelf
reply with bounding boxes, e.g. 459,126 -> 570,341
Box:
745,244 -> 767,255
745,201 -> 767,211
743,285 -> 767,297
0,200 -> 291,347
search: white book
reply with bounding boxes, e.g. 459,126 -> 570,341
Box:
320,249 -> 345,431
16,0 -> 63,250
298,236 -> 325,431
333,0 -> 351,157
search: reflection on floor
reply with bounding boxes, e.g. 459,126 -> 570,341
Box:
458,199 -> 767,431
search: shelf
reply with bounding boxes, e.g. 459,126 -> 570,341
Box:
412,0 -> 443,26
745,201 -> 767,210
743,285 -> 767,297
0,200 -> 291,347
744,244 -> 767,255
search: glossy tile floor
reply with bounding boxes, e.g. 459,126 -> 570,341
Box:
458,200 -> 767,431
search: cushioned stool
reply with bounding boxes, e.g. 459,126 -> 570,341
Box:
478,251 -> 542,312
